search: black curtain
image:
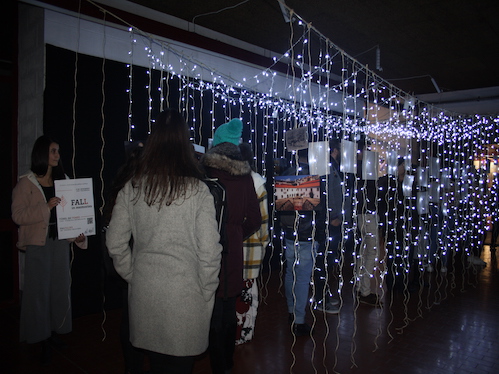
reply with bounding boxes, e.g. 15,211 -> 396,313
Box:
44,44 -> 274,317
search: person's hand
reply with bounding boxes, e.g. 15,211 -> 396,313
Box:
47,197 -> 61,210
74,233 -> 86,243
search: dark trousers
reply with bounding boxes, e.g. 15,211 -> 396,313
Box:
146,350 -> 195,374
209,296 -> 237,374
314,225 -> 341,302
120,287 -> 144,373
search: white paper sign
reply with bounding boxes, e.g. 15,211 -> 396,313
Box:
341,140 -> 357,174
362,150 -> 379,180
55,178 -> 96,239
308,141 -> 330,176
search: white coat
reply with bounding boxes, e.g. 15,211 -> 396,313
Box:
106,179 -> 222,356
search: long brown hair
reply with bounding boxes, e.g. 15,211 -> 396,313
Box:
104,145 -> 143,224
132,109 -> 203,207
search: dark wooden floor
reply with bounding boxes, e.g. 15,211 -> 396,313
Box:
3,240 -> 499,374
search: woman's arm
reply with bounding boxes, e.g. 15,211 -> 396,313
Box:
11,177 -> 50,226
195,184 -> 223,302
106,184 -> 133,281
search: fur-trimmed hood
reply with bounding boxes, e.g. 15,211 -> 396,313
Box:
201,142 -> 251,176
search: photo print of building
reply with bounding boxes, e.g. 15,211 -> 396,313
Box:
274,175 -> 321,211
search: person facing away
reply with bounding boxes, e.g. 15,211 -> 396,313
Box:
103,143 -> 145,374
11,135 -> 87,365
235,142 -> 270,345
200,118 -> 261,374
106,109 -> 223,374
279,148 -> 328,336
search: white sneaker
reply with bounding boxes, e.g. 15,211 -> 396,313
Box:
327,298 -> 340,306
468,256 -> 486,266
314,301 -> 340,314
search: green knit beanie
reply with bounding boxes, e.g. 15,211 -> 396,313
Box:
212,118 -> 243,147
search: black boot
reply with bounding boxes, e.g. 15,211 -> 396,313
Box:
40,340 -> 51,365
48,332 -> 67,348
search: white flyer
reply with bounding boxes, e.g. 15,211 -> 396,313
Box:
54,178 -> 96,240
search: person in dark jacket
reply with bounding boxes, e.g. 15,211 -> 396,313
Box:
200,118 -> 261,374
279,148 -> 329,336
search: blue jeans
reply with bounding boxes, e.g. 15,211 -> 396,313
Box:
284,238 -> 317,324
314,226 -> 340,303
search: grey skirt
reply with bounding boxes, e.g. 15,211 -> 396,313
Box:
20,236 -> 72,343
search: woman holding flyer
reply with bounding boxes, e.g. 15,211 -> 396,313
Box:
11,135 -> 86,365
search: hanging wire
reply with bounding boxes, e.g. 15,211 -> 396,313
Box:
98,9 -> 108,342
71,1 -> 83,179
127,28 -> 134,142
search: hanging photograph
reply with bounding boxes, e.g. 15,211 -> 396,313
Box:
341,139 -> 357,174
308,141 -> 330,176
417,166 -> 429,187
362,150 -> 379,180
285,127 -> 308,151
403,174 -> 415,197
429,181 -> 441,202
274,175 -> 321,211
386,150 -> 399,176
417,191 -> 429,215
429,157 -> 440,179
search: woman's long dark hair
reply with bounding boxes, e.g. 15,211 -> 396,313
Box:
31,135 -> 65,180
103,145 -> 144,224
133,109 -> 203,207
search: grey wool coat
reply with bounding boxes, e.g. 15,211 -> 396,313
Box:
106,179 -> 222,356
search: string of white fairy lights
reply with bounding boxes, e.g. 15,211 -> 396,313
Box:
75,0 -> 499,368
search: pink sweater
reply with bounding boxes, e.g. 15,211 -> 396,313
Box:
12,172 -> 87,250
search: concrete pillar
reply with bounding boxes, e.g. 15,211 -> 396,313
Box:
18,3 -> 44,176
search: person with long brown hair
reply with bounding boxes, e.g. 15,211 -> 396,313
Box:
12,135 -> 86,364
106,109 -> 223,374
103,142 -> 145,374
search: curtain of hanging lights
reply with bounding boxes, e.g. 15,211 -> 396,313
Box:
97,2 -> 499,368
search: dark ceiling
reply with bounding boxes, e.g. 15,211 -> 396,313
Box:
129,0 -> 499,96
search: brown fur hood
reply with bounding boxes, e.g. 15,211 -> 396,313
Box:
200,142 -> 251,176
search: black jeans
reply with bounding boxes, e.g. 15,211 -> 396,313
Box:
121,287 -> 145,373
209,296 -> 237,374
146,350 -> 195,374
